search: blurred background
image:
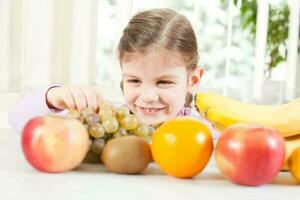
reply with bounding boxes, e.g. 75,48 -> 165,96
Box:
0,0 -> 299,128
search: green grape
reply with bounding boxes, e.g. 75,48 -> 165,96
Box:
83,150 -> 101,164
118,128 -> 128,136
121,114 -> 139,130
99,101 -> 116,116
135,124 -> 150,137
81,107 -> 94,119
146,126 -> 156,143
144,136 -> 152,143
99,107 -> 115,122
85,113 -> 100,125
67,109 -> 80,119
103,117 -> 119,133
116,106 -> 130,121
99,101 -> 114,110
91,138 -> 105,154
149,126 -> 156,136
113,128 -> 128,138
112,131 -> 122,138
89,123 -> 105,138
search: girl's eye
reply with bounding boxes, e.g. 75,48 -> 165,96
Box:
127,79 -> 141,84
157,80 -> 174,85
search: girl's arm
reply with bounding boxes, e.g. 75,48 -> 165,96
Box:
8,84 -> 102,133
7,86 -> 67,133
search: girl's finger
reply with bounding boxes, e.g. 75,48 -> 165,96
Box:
48,86 -> 75,110
62,86 -> 76,109
81,85 -> 98,111
67,85 -> 87,111
93,85 -> 103,109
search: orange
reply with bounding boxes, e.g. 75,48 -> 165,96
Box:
151,117 -> 213,178
288,146 -> 300,182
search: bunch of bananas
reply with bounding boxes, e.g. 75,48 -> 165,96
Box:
195,92 -> 300,170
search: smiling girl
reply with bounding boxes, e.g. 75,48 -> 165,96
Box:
8,8 -> 218,138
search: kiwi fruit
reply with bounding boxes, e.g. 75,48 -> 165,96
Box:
101,136 -> 152,174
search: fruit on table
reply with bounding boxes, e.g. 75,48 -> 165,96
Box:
89,123 -> 105,138
102,116 -> 119,133
288,146 -> 300,182
116,106 -> 130,121
151,117 -> 213,178
215,123 -> 285,186
91,138 -> 106,154
282,134 -> 300,170
21,115 -> 90,173
195,93 -> 300,137
120,114 -> 139,130
101,136 -> 152,174
66,103 -> 156,164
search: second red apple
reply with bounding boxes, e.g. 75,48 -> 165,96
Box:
215,123 -> 285,186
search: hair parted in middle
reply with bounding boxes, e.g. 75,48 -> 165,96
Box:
117,8 -> 199,107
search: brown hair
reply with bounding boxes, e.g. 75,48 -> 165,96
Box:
117,8 -> 198,107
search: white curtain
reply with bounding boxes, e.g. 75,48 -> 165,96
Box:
1,0 -> 299,105
0,0 -> 99,96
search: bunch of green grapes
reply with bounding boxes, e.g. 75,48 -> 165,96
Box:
66,101 -> 156,163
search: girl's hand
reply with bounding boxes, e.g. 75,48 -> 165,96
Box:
46,84 -> 102,112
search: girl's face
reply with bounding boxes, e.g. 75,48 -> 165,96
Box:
121,50 -> 192,125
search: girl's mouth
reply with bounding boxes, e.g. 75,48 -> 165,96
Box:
137,106 -> 165,116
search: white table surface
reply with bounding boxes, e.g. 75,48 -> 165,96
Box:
1,128 -> 299,200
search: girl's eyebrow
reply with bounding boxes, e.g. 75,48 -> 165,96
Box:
123,73 -> 179,79
122,73 -> 139,78
156,74 -> 179,79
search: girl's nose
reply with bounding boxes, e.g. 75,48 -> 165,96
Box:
140,88 -> 159,103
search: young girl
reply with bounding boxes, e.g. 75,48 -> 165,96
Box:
8,8 -> 218,138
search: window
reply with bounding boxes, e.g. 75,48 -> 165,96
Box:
96,0 -> 298,104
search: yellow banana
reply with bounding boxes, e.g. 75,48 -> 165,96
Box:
195,93 -> 300,138
283,134 -> 300,171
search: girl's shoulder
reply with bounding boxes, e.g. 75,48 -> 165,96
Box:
177,106 -> 219,138
176,106 -> 202,119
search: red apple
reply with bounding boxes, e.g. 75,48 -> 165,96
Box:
21,115 -> 90,173
215,123 -> 285,186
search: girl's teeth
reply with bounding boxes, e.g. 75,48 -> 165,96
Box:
143,108 -> 160,113
145,108 -> 155,112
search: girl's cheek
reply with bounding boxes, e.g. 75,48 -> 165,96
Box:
162,89 -> 177,98
123,86 -> 138,101
160,87 -> 187,109
160,88 -> 181,100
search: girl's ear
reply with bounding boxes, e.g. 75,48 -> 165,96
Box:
188,67 -> 204,92
190,67 -> 204,86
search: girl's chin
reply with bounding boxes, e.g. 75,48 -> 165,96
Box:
136,114 -> 166,125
